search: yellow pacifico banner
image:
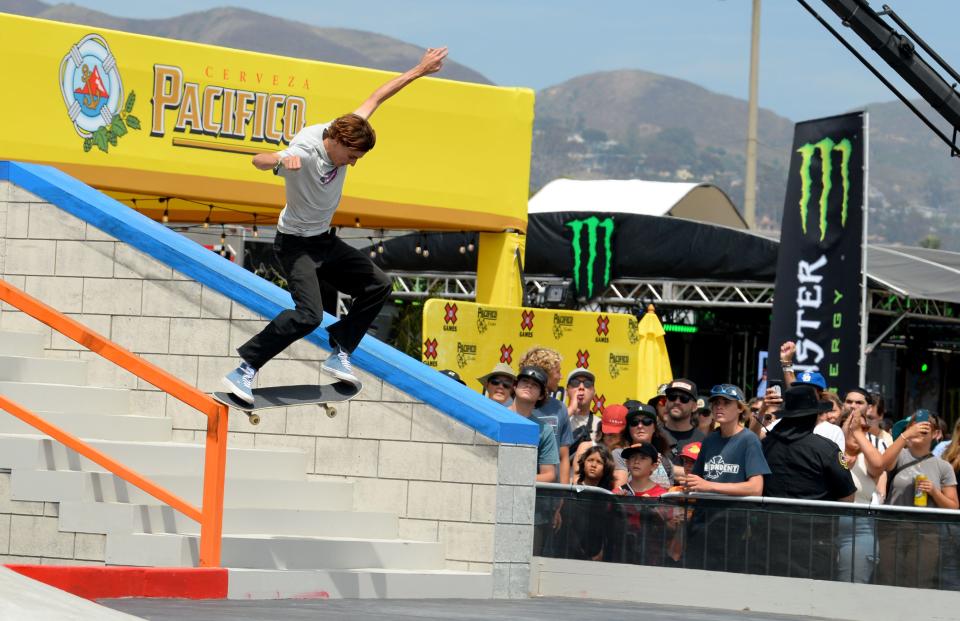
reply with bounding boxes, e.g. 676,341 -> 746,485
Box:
422,299 -> 673,410
0,14 -> 533,231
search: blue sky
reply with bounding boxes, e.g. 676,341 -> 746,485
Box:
64,0 -> 960,121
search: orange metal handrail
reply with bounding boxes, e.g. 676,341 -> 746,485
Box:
0,278 -> 228,567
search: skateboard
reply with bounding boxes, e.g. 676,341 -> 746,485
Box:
213,381 -> 361,425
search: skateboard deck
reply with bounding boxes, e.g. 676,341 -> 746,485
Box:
213,381 -> 360,425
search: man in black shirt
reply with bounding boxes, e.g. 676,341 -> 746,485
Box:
760,385 -> 856,580
660,379 -> 706,483
762,385 -> 856,501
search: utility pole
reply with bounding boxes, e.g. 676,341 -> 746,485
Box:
744,0 -> 762,229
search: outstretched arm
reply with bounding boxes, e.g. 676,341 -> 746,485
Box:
353,47 -> 448,120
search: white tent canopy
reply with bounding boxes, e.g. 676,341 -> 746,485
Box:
528,178 -> 748,230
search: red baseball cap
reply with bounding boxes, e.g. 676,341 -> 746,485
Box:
680,441 -> 703,462
601,404 -> 628,434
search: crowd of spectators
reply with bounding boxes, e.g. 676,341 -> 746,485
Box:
442,340 -> 960,589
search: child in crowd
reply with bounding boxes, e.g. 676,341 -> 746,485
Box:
617,443 -> 668,497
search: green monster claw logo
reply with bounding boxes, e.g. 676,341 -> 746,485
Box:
566,216 -> 615,299
796,137 -> 852,241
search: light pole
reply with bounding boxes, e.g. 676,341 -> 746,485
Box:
744,0 -> 762,229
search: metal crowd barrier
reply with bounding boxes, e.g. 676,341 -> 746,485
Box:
534,484 -> 960,591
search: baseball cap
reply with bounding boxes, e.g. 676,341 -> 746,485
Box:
566,368 -> 595,385
709,384 -> 745,402
601,404 -> 628,434
439,369 -> 466,385
793,371 -> 827,390
620,442 -> 659,462
646,383 -> 669,407
680,441 -> 703,462
626,403 -> 657,421
666,379 -> 697,399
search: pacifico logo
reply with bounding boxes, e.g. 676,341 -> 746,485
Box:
149,64 -> 308,149
796,137 -> 852,242
60,34 -> 140,152
566,216 -> 614,300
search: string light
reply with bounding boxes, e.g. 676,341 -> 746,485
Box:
252,214 -> 259,238
161,208 -> 169,224
369,237 -> 377,258
467,239 -> 475,252
354,217 -> 361,228
203,206 -> 212,229
377,229 -> 385,254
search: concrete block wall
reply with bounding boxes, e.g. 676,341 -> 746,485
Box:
0,471 -> 105,566
0,181 -> 536,596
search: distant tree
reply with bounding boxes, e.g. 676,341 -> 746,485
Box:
919,234 -> 942,249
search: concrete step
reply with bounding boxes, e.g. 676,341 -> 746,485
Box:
227,568 -> 492,600
0,435 -> 309,479
0,381 -> 129,415
0,331 -> 45,357
59,502 -> 397,539
10,469 -> 354,510
0,412 -> 171,442
0,354 -> 88,385
106,533 -> 447,570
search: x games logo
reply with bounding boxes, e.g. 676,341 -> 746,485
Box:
442,303 -> 458,332
519,310 -> 535,337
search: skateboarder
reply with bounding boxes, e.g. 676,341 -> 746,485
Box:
223,47 -> 449,404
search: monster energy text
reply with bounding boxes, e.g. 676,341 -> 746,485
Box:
566,216 -> 614,299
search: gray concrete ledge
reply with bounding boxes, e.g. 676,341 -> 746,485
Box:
529,556 -> 959,621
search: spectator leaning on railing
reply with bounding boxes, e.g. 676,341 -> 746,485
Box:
875,410 -> 958,589
686,384 -> 769,497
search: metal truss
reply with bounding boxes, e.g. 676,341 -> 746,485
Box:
333,272 -> 960,325
868,289 -> 960,324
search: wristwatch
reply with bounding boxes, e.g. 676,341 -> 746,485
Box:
272,160 -> 282,175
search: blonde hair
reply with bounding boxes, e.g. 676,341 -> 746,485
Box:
519,347 -> 562,374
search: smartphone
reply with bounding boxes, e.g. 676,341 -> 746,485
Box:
914,410 -> 930,423
768,379 -> 784,397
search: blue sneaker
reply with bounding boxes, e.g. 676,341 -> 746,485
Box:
222,361 -> 257,404
321,347 -> 359,385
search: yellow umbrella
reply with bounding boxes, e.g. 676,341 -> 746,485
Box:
635,304 -> 673,402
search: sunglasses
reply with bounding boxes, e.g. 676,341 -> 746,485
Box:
665,392 -> 693,404
711,384 -> 742,400
487,377 -> 514,389
568,379 -> 595,389
629,417 -> 656,427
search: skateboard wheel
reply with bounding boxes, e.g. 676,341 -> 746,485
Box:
248,413 -> 261,425
325,405 -> 337,418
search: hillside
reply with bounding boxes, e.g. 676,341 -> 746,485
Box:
0,1 -> 491,84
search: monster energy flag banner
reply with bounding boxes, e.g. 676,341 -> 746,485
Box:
767,112 -> 867,392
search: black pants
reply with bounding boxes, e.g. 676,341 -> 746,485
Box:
238,230 -> 391,369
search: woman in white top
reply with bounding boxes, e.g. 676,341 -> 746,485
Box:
836,408 -> 885,583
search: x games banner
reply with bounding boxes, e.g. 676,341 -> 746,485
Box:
767,112 -> 868,392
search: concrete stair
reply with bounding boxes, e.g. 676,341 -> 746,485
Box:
0,411 -> 171,441
58,502 -> 399,539
10,470 -> 354,510
0,330 -> 46,357
0,355 -> 88,385
0,328 -> 492,597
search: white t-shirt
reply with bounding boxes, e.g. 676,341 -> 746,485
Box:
275,122 -> 347,236
814,421 -> 846,452
850,453 -> 879,504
